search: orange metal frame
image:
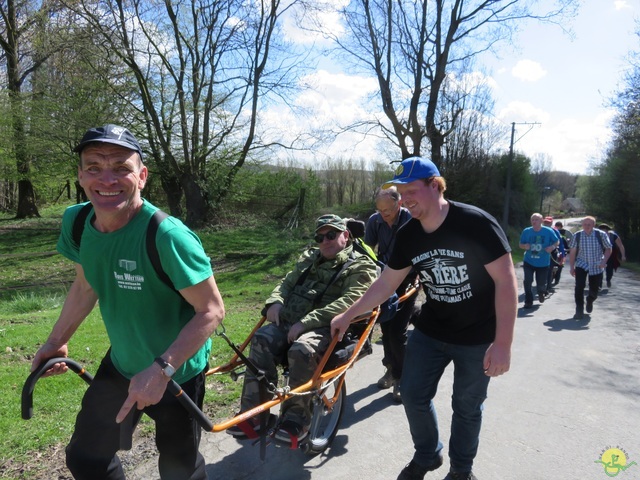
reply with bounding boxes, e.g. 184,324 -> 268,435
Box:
203,285 -> 418,434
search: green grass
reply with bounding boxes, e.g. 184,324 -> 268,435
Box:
0,203 -> 308,479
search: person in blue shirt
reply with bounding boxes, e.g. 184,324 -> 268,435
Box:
519,213 -> 559,308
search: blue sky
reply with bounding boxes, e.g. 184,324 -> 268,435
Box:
268,0 -> 638,175
488,0 -> 638,174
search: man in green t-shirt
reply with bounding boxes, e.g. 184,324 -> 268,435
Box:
30,124 -> 225,480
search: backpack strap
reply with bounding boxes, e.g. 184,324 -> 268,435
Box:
71,203 -> 176,292
312,254 -> 356,308
71,203 -> 94,250
595,230 -> 605,252
575,230 -> 607,258
146,209 -> 175,292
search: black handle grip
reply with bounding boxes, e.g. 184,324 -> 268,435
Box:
22,357 -> 93,420
22,357 -> 215,432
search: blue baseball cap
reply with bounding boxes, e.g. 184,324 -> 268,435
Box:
74,124 -> 144,161
383,156 -> 440,187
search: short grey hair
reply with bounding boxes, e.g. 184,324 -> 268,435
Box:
375,186 -> 400,202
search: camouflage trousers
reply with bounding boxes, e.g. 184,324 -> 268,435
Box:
240,322 -> 332,426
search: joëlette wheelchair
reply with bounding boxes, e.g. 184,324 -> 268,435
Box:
22,284 -> 417,458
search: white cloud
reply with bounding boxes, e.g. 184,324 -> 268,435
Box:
512,110 -> 615,174
498,100 -> 550,124
614,1 -> 632,11
281,0 -> 349,44
296,70 -> 378,121
511,60 -> 547,82
259,70 -> 384,165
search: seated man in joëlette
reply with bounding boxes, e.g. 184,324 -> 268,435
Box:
227,214 -> 378,444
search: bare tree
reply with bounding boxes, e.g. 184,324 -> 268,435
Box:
442,72 -> 505,171
61,0 -> 301,226
314,0 -> 575,165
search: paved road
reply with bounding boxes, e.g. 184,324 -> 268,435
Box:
131,265 -> 640,480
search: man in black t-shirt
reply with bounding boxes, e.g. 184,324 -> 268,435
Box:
331,157 -> 517,480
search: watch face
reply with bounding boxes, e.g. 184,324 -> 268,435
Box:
155,357 -> 176,378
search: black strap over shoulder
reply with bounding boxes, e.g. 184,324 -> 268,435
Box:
71,203 -> 94,249
71,204 -> 176,292
146,210 -> 174,291
575,230 -> 606,258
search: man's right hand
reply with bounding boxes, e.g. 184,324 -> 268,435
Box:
30,341 -> 69,377
266,303 -> 283,326
331,312 -> 352,341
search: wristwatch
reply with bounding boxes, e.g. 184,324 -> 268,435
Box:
154,357 -> 176,378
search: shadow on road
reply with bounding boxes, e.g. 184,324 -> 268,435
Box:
543,316 -> 591,331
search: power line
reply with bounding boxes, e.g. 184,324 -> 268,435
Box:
501,122 -> 541,231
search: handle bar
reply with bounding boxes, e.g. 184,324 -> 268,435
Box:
22,356 -> 214,431
165,379 -> 214,431
22,357 -> 93,420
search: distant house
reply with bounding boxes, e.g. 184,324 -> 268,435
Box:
561,197 -> 584,214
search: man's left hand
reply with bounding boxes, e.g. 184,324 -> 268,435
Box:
483,342 -> 511,377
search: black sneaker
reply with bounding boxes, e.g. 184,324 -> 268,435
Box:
445,472 -> 478,480
378,368 -> 394,389
607,280 -> 612,288
523,302 -> 533,309
573,311 -> 584,320
392,382 -> 402,403
538,293 -> 545,303
586,297 -> 594,313
397,455 -> 443,480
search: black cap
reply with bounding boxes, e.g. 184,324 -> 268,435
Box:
74,124 -> 143,161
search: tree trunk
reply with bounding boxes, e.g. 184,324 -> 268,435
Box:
12,110 -> 40,218
160,173 -> 184,219
428,129 -> 445,170
16,179 -> 40,217
181,173 -> 209,228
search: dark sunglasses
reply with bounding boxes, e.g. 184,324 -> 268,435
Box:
314,230 -> 340,243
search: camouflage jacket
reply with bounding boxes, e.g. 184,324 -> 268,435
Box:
265,244 -> 378,331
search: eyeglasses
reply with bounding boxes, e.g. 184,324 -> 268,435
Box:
314,230 -> 340,243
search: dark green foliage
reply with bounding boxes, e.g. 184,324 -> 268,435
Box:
581,43 -> 640,261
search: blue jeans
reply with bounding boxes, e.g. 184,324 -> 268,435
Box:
522,261 -> 549,304
401,329 -> 491,473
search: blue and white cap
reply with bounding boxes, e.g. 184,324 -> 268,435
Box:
383,156 -> 440,187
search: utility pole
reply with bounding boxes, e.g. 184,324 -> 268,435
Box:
501,122 -> 541,231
